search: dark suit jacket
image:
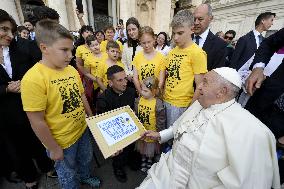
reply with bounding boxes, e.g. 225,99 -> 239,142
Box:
229,31 -> 257,70
0,38 -> 36,130
202,31 -> 227,70
245,28 -> 284,118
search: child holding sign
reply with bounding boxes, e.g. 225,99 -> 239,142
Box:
135,76 -> 166,172
132,26 -> 166,96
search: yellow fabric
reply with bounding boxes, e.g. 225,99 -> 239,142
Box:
100,40 -> 123,53
84,52 -> 108,90
21,63 -> 87,149
138,97 -> 157,143
164,43 -> 207,107
96,60 -> 125,87
132,51 -> 165,81
75,45 -> 92,65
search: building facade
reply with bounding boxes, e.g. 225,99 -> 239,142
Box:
210,0 -> 284,39
1,0 -> 283,38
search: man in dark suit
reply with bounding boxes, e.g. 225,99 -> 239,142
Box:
245,27 -> 284,183
193,3 -> 227,70
229,12 -> 275,70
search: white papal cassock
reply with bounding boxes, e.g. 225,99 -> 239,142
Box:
137,99 -> 280,189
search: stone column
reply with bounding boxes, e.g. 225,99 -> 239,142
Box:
65,0 -> 76,31
47,0 -> 69,29
0,0 -> 21,25
87,0 -> 94,28
155,0 -> 172,34
112,0 -> 117,26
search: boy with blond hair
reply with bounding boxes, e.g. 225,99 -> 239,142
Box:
164,9 -> 207,130
21,20 -> 101,189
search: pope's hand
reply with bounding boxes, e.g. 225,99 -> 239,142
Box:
245,67 -> 266,96
141,130 -> 161,141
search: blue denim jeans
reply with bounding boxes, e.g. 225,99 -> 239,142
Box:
47,129 -> 93,189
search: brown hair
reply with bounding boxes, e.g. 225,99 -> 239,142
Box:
85,35 -> 97,46
138,26 -> 155,39
0,9 -> 17,34
104,25 -> 115,33
106,40 -> 119,50
35,19 -> 73,46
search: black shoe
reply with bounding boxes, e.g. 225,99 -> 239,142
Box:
113,168 -> 127,183
47,169 -> 57,178
6,172 -> 22,183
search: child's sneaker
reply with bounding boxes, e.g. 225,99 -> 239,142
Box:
140,161 -> 148,173
80,176 -> 101,187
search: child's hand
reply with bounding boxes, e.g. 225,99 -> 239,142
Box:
50,146 -> 64,161
141,130 -> 160,141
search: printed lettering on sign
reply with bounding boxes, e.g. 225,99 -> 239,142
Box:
97,112 -> 139,146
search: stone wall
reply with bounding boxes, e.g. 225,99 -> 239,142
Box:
210,0 -> 284,39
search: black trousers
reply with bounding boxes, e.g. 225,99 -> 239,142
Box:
1,125 -> 53,183
112,143 -> 141,170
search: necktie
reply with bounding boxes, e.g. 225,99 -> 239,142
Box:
258,34 -> 264,44
195,35 -> 201,45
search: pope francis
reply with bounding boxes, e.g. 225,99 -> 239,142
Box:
137,67 -> 280,189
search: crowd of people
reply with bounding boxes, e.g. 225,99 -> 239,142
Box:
0,2 -> 284,189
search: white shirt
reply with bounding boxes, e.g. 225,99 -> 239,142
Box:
252,30 -> 265,69
253,29 -> 262,48
1,46 -> 12,78
156,45 -> 171,56
193,28 -> 210,48
138,100 -> 280,189
30,31 -> 36,40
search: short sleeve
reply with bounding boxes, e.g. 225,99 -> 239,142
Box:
21,76 -> 47,112
117,40 -> 123,52
159,54 -> 166,71
191,48 -> 207,74
75,46 -> 82,58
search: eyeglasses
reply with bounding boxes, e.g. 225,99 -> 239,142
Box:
224,36 -> 234,40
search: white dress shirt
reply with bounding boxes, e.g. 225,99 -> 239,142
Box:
1,46 -> 12,78
252,30 -> 265,69
193,28 -> 210,48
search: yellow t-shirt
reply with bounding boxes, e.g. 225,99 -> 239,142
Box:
164,43 -> 207,107
84,52 -> 108,90
75,44 -> 92,64
21,63 -> 87,149
100,40 -> 123,53
132,51 -> 165,81
137,97 -> 157,143
96,60 -> 125,88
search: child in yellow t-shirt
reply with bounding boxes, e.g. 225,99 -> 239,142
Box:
132,26 -> 166,95
20,20 -> 101,188
100,25 -> 123,53
84,35 -> 108,105
96,41 -> 125,91
75,26 -> 95,110
163,10 -> 207,129
135,76 -> 166,172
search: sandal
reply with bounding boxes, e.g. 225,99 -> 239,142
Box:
80,176 -> 101,187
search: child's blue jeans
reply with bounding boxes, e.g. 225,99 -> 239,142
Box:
47,129 -> 93,189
